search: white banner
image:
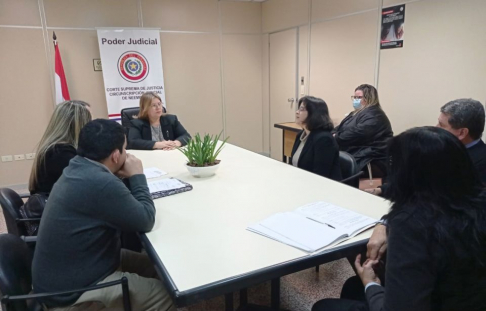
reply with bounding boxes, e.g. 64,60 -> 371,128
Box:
97,28 -> 166,121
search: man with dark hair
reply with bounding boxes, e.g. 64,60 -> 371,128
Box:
438,98 -> 486,183
366,98 -> 486,265
33,119 -> 175,311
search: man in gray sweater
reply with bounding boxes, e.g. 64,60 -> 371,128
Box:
32,119 -> 175,311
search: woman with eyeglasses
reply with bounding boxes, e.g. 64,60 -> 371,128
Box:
127,91 -> 191,150
291,96 -> 342,181
313,127 -> 486,311
333,84 -> 392,174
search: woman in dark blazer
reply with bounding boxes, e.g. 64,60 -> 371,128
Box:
290,96 -> 342,181
127,92 -> 191,150
312,127 -> 486,311
333,84 -> 393,172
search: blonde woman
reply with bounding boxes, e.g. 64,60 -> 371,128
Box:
29,100 -> 92,195
333,84 -> 393,173
127,92 -> 191,150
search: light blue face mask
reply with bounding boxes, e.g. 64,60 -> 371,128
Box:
353,98 -> 362,110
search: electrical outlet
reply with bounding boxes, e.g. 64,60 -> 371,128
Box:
26,153 -> 35,160
14,154 -> 25,161
1,155 -> 13,162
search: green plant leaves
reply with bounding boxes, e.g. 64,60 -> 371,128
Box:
177,131 -> 229,167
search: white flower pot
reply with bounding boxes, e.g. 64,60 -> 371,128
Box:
185,162 -> 220,178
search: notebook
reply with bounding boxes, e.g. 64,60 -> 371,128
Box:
247,201 -> 378,253
147,178 -> 193,199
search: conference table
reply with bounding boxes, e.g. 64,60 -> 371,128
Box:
131,144 -> 390,310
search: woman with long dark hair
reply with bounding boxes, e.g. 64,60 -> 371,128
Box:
291,96 -> 342,181
313,126 -> 486,311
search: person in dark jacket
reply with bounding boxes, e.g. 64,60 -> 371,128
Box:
367,98 -> 486,197
127,91 -> 191,150
290,96 -> 342,181
33,120 -> 175,310
313,127 -> 486,311
333,84 -> 393,172
29,100 -> 92,195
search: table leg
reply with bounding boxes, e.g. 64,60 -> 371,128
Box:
271,278 -> 280,310
225,293 -> 234,311
240,288 -> 248,306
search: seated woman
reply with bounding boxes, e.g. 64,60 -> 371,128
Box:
127,92 -> 191,150
29,100 -> 92,195
333,84 -> 393,174
313,126 -> 486,311
290,96 -> 342,181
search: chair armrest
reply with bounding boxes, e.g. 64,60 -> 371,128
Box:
340,171 -> 364,184
3,278 -> 126,301
16,218 -> 41,223
20,236 -> 37,244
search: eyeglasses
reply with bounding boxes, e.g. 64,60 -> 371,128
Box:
151,102 -> 163,109
297,106 -> 307,112
351,96 -> 363,100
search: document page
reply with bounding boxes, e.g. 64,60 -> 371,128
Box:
247,223 -> 313,252
144,167 -> 167,179
260,212 -> 347,252
148,178 -> 186,193
296,202 -> 378,236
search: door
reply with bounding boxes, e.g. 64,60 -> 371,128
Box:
269,28 -> 298,161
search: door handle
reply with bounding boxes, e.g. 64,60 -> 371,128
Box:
288,98 -> 295,103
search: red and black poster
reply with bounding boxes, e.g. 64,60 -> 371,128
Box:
381,4 -> 405,49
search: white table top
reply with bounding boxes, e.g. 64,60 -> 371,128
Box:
131,143 -> 391,293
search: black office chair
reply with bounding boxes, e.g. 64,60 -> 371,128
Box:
0,188 -> 37,237
120,107 -> 140,136
338,152 -> 364,188
0,234 -> 132,311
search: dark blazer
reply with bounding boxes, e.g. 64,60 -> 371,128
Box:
333,105 -> 393,171
290,129 -> 342,181
365,205 -> 486,311
467,139 -> 486,184
127,114 -> 191,150
31,144 -> 77,195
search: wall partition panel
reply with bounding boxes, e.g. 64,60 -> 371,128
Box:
43,0 -> 139,28
0,0 -> 42,26
379,0 -> 486,134
0,28 -> 53,185
309,10 -> 378,125
160,33 -> 223,137
311,0 -> 378,22
222,35 -> 263,153
142,0 -> 219,32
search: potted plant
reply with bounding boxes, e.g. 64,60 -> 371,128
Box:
178,132 -> 229,178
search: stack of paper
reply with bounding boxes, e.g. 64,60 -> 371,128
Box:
247,202 -> 378,253
144,167 -> 167,179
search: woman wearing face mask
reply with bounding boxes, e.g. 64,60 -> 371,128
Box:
333,84 -> 393,173
290,96 -> 342,181
127,92 -> 191,150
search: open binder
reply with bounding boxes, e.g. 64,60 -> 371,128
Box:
247,201 -> 378,253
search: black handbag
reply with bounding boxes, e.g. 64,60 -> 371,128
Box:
18,193 -> 47,236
